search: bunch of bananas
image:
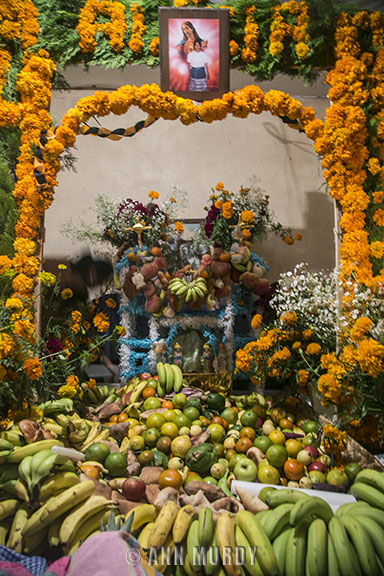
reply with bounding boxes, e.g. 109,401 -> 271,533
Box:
0,438 -> 15,465
156,362 -> 184,396
167,277 -> 208,303
0,478 -> 115,556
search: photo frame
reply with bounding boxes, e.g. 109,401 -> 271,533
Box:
159,7 -> 230,101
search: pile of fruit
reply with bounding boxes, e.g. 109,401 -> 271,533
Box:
0,363 -> 383,573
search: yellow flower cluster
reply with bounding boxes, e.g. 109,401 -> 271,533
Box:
269,1 -> 310,60
129,3 -> 145,54
93,312 -> 110,332
77,0 -> 127,53
241,7 -> 259,63
22,357 -> 43,380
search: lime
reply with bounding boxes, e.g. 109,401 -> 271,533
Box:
183,406 -> 200,422
240,410 -> 259,428
344,462 -> 363,484
84,442 -> 110,464
143,427 -> 161,448
143,397 -> 162,411
146,413 -> 166,429
253,435 -> 273,453
173,413 -> 192,429
206,393 -> 226,413
257,464 -> 280,485
173,393 -> 187,409
302,420 -> 318,434
220,408 -> 238,425
265,444 -> 288,468
104,452 -> 127,477
163,410 -> 176,422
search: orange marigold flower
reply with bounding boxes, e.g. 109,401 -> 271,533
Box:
280,311 -> 298,326
295,233 -> 302,241
105,298 -> 116,308
148,190 -> 159,200
372,190 -> 384,203
93,312 -> 109,332
367,157 -> 381,176
229,40 -> 239,56
0,255 -> 12,274
66,374 -> 80,389
222,201 -> 233,219
215,182 -> 224,191
297,369 -> 309,386
61,288 -> 73,300
306,342 -> 321,355
88,378 -> 96,389
241,210 -> 254,224
251,314 -> 263,330
23,357 -> 43,380
373,208 -> 384,226
0,333 -> 14,359
283,235 -> 294,245
175,221 -> 184,234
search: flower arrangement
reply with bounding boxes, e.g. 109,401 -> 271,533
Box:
197,181 -> 295,252
236,264 -> 384,450
0,268 -> 124,424
63,189 -> 186,252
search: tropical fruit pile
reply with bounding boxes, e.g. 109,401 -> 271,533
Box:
0,363 -> 383,572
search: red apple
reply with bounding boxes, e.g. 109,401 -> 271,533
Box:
307,460 -> 326,474
122,477 -> 146,501
303,445 -> 319,458
140,373 -> 152,380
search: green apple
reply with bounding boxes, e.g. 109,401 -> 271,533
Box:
326,468 -> 348,487
229,453 -> 248,471
233,457 -> 258,482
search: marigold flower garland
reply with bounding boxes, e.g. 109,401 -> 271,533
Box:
76,0 -> 127,53
269,1 -> 310,60
241,6 -> 259,63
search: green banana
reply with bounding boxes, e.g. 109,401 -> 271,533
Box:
0,517 -> 12,546
235,523 -> 263,576
156,362 -> 166,386
350,482 -> 384,510
358,506 -> 384,529
354,515 -> 384,567
262,503 -> 293,540
236,510 -> 279,576
164,363 -> 174,394
335,501 -> 371,517
0,431 -> 25,446
285,522 -> 307,576
340,515 -> 380,576
327,529 -> 341,576
272,527 -> 291,576
18,455 -> 34,492
305,518 -> 327,576
187,519 -> 201,572
328,516 -> 361,576
266,488 -> 309,508
217,469 -> 233,498
171,364 -> 183,393
0,439 -> 14,452
198,507 -> 213,549
290,495 -> 334,527
6,439 -> 64,463
354,469 -> 384,493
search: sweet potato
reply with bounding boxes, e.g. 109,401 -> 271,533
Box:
139,466 -> 164,484
211,497 -> 244,513
145,294 -> 161,314
234,486 -> 269,514
184,481 -> 226,502
154,487 -> 180,508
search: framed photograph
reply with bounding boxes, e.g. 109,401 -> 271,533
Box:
159,7 -> 230,101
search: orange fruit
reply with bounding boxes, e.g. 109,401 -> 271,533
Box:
240,427 -> 256,442
109,414 -> 119,423
283,458 -> 305,481
142,387 -> 156,399
211,416 -> 224,426
268,430 -> 286,445
279,418 -> 293,430
118,412 -> 129,422
81,465 -> 99,480
235,437 -> 253,454
158,469 -> 183,490
162,400 -> 174,410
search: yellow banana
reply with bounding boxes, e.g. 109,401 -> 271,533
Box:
6,439 -> 64,463
137,521 -> 155,549
173,505 -> 197,544
80,421 -> 101,450
38,471 -> 80,503
148,500 -> 179,549
22,479 -> 95,537
48,515 -> 65,548
64,507 -> 112,554
59,494 -> 112,545
14,479 -> 29,502
234,523 -> 263,576
236,510 -> 279,576
125,503 -> 158,534
5,503 -> 29,553
0,517 -> 12,546
216,512 -> 240,576
0,499 -> 20,521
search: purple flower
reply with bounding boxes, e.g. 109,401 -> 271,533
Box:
45,338 -> 63,357
204,205 -> 220,238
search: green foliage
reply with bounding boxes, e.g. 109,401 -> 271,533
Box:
30,0 -> 371,82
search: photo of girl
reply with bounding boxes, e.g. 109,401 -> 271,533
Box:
187,40 -> 210,91
167,17 -> 220,93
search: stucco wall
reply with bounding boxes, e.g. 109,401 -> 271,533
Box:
46,65 -> 334,282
